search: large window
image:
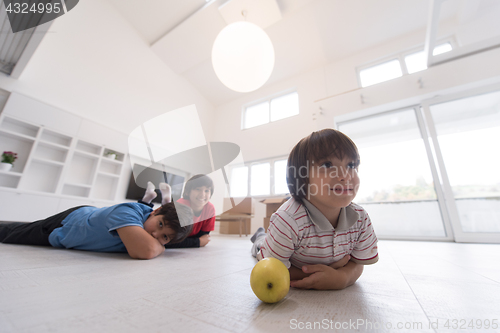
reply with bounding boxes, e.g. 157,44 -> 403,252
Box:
251,163 -> 270,196
338,108 -> 446,238
229,158 -> 288,197
337,85 -> 500,243
242,92 -> 299,129
426,90 -> 500,234
229,166 -> 248,197
273,159 -> 289,194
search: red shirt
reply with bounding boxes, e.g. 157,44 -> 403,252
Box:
176,198 -> 216,236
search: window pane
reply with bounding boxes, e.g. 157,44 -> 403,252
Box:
433,42 -> 452,56
270,92 -> 299,122
274,159 -> 288,194
251,163 -> 270,196
359,59 -> 402,87
338,109 -> 446,237
230,166 -> 248,197
405,51 -> 426,74
429,90 -> 500,233
244,102 -> 269,129
405,43 -> 453,74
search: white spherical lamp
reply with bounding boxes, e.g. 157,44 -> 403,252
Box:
212,21 -> 275,93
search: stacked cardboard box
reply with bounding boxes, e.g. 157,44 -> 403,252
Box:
260,197 -> 289,231
218,197 -> 255,234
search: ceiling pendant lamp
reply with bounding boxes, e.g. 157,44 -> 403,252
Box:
212,14 -> 275,93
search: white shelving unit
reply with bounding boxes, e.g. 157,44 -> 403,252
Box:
0,92 -> 131,222
0,114 -> 126,202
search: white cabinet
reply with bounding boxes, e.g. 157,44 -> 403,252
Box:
60,140 -> 125,201
0,114 -> 126,200
0,114 -> 127,221
0,191 -> 60,222
0,92 -> 131,221
2,92 -> 81,136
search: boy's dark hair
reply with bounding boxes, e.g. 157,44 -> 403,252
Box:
286,128 -> 360,203
182,174 -> 214,199
156,202 -> 194,244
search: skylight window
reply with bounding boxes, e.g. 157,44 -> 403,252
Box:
432,43 -> 452,55
244,102 -> 269,129
405,43 -> 453,74
270,92 -> 299,122
359,59 -> 403,87
242,91 -> 299,129
358,41 -> 454,87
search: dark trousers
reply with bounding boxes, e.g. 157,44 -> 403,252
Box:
138,200 -> 154,208
0,206 -> 87,246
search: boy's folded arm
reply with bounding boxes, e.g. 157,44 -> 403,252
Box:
116,226 -> 164,259
337,261 -> 364,288
290,259 -> 363,290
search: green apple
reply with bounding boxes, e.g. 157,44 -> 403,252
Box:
250,257 -> 290,303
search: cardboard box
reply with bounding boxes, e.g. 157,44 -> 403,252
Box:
222,197 -> 255,215
218,197 -> 255,235
260,197 -> 288,217
219,218 -> 251,235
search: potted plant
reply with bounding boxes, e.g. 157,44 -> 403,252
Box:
104,150 -> 117,160
1,151 -> 18,171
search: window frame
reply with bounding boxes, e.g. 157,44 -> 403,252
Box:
241,89 -> 299,130
228,155 -> 289,198
357,57 -> 404,88
402,37 -> 457,74
420,82 -> 500,244
334,82 -> 500,244
336,105 -> 453,242
228,165 -> 249,198
356,37 -> 456,87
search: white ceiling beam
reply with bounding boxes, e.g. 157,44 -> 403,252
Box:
218,0 -> 281,29
431,35 -> 500,66
151,1 -> 227,75
424,0 -> 500,68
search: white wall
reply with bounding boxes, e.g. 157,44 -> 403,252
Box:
0,0 -> 215,142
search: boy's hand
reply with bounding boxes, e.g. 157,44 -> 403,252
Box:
199,234 -> 211,247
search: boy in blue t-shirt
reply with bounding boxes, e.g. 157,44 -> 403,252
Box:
0,201 -> 193,260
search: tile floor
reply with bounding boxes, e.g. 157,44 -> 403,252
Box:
1,235 -> 499,333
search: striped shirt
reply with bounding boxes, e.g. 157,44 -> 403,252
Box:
256,197 -> 378,269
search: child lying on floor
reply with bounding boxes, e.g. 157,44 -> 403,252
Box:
251,129 -> 378,290
138,175 -> 215,248
0,200 -> 193,260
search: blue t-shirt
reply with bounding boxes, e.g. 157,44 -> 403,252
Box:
48,203 -> 153,252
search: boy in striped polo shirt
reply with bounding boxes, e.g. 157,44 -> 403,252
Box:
251,129 -> 378,290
